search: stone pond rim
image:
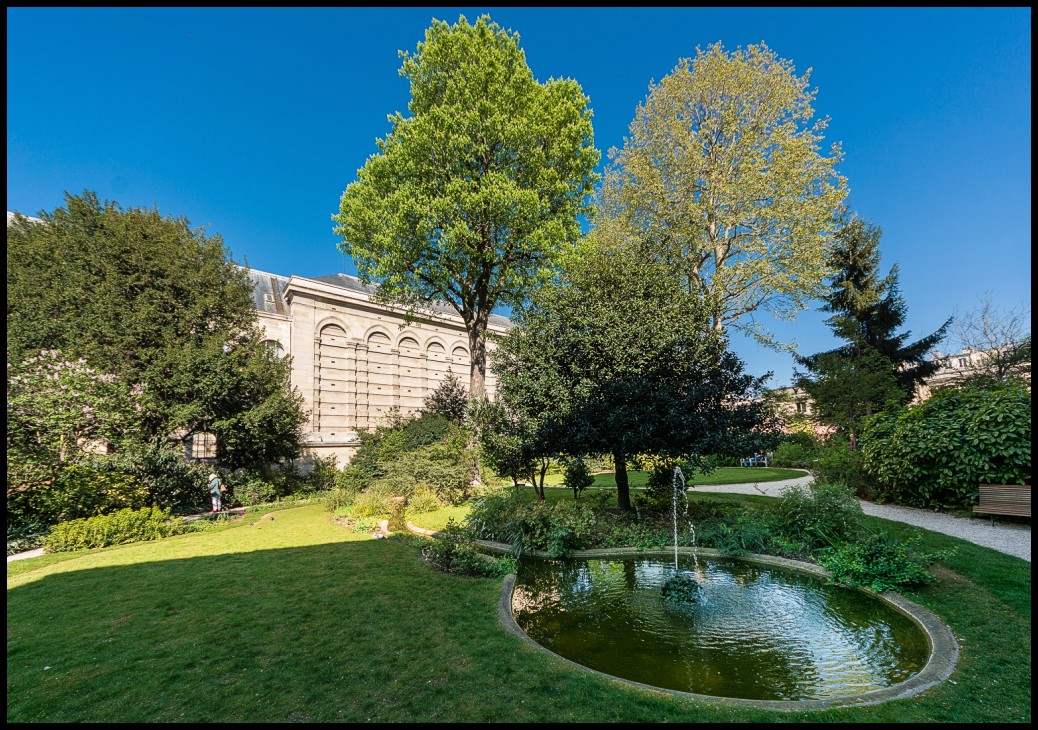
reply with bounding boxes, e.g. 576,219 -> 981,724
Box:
494,546 -> 961,711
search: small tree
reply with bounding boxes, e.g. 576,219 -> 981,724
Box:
424,370 -> 468,422
562,457 -> 595,500
953,294 -> 1031,382
795,216 -> 950,438
492,246 -> 775,511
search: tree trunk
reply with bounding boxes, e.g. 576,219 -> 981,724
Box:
467,325 -> 487,400
614,450 -> 631,511
464,321 -> 488,485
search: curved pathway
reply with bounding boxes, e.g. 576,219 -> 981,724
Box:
694,473 -> 1030,562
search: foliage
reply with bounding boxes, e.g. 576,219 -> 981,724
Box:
325,485 -> 359,516
404,487 -> 443,517
228,478 -> 277,507
819,531 -> 953,593
491,245 -> 777,511
44,506 -> 184,552
810,437 -> 879,500
229,455 -> 338,507
596,41 -> 847,344
424,370 -> 468,422
7,522 -> 48,556
5,351 -> 213,527
774,481 -> 863,551
561,457 -> 595,499
770,436 -> 818,469
861,379 -> 1031,508
333,14 -> 599,397
334,412 -> 467,512
464,490 -> 597,557
6,192 -> 308,474
795,217 -> 951,433
697,510 -> 775,556
424,518 -> 517,578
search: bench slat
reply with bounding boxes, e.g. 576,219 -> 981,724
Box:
974,484 -> 1030,517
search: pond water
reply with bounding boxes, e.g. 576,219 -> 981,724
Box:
512,556 -> 929,701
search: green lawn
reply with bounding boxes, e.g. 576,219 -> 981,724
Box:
7,501 -> 1030,723
540,466 -> 807,489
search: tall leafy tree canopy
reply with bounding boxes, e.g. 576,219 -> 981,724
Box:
491,244 -> 774,511
597,42 -> 848,344
795,217 -> 951,432
6,191 -> 307,470
333,14 -> 600,397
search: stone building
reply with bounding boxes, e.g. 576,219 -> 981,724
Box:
247,268 -> 511,465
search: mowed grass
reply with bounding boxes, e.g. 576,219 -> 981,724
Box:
409,468 -> 808,530
541,466 -> 807,489
8,502 -> 1031,723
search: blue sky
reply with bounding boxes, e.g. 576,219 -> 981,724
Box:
7,7 -> 1031,387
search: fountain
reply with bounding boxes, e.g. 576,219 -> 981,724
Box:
661,465 -> 702,602
506,473 -> 956,703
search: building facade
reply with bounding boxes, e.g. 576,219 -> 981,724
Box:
247,268 -> 510,465
768,345 -> 1031,434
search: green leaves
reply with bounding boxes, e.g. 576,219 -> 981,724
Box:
6,191 -> 308,478
860,380 -> 1031,508
597,41 -> 847,339
333,15 -> 600,394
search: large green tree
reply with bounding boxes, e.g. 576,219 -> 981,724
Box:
333,15 -> 600,398
794,217 -> 951,434
597,42 -> 847,344
491,244 -> 775,511
6,191 -> 307,471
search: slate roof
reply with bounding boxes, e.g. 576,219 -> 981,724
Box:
244,267 -> 512,328
244,268 -> 291,315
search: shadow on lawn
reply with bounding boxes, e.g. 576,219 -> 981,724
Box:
6,538 -> 516,723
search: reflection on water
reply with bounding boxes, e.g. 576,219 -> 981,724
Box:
512,557 -> 928,701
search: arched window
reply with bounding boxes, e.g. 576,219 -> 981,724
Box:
262,339 -> 285,358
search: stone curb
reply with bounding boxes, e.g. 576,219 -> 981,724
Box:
495,548 -> 960,711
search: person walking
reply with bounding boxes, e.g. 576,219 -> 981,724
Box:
208,472 -> 223,512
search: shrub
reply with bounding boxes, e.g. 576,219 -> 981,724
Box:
424,519 -> 516,577
811,437 -> 879,500
697,510 -> 774,555
404,487 -> 442,516
465,491 -> 596,557
819,531 -> 953,592
771,435 -> 817,469
861,380 -> 1031,508
326,485 -> 359,516
44,506 -> 184,552
562,457 -> 595,499
229,478 -> 277,507
774,481 -> 863,551
349,484 -> 396,518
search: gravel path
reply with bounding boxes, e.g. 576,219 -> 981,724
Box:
695,474 -> 1031,562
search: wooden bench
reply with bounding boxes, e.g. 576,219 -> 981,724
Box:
973,484 -> 1030,522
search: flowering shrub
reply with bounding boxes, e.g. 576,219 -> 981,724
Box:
7,350 -> 152,525
7,349 -> 148,461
